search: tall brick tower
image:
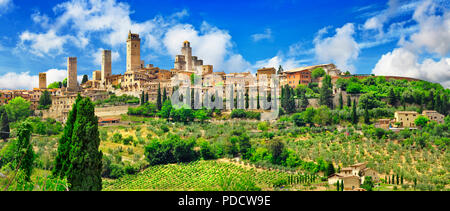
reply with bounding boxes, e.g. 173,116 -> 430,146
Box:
181,40 -> 193,72
101,49 -> 112,87
127,30 -> 141,72
39,73 -> 47,89
67,57 -> 78,92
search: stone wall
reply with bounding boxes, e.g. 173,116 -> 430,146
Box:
95,105 -> 137,118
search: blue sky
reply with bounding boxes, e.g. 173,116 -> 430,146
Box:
0,0 -> 449,89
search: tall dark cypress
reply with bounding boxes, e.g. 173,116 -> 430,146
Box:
163,87 -> 167,103
0,106 -> 10,142
352,99 -> 358,125
145,92 -> 149,104
364,105 -> 370,124
67,97 -> 102,191
140,91 -> 145,105
157,83 -> 162,110
339,92 -> 343,109
53,94 -> 82,179
347,95 -> 351,107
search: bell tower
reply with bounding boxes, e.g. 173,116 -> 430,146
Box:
126,30 -> 141,72
181,40 -> 192,72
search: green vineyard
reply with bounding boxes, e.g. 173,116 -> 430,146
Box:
102,160 -> 320,191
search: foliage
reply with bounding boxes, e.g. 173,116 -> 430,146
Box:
4,97 -> 31,122
414,115 -> 429,128
12,121 -> 35,181
144,134 -> 198,166
0,106 -> 10,141
311,68 -> 326,79
231,109 -> 261,120
81,75 -> 88,84
26,117 -> 63,136
38,90 -> 52,110
361,176 -> 374,191
319,75 -> 333,108
128,102 -> 158,117
48,81 -> 62,89
95,94 -> 139,106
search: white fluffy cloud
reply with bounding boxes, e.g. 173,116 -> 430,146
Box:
0,0 -> 12,16
371,0 -> 450,88
163,22 -> 233,72
223,54 -> 252,73
251,28 -> 272,42
372,48 -> 450,88
18,30 -> 72,57
314,23 -> 360,72
408,0 -> 450,56
18,0 -> 184,57
0,69 -> 67,90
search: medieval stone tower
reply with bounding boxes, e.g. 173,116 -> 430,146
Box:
67,57 -> 78,92
39,73 -> 47,89
127,31 -> 141,72
181,40 -> 193,72
101,49 -> 112,87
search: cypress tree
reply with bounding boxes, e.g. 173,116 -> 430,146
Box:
191,88 -> 195,109
140,91 -> 145,105
257,92 -> 260,109
388,88 -> 397,106
336,180 -> 340,191
145,92 -> 149,104
157,83 -> 162,110
364,105 -> 370,124
13,121 -> 35,181
327,163 -> 335,177
351,99 -> 358,125
392,175 -> 395,184
53,95 -> 82,179
319,75 -> 333,108
396,174 -> 399,185
67,97 -> 103,191
428,90 -> 435,110
347,95 -> 351,107
277,65 -> 283,75
245,89 -> 249,109
435,91 -> 441,113
81,75 -> 88,84
339,92 -> 343,109
442,94 -> 448,116
0,106 -> 10,142
163,87 -> 167,103
401,175 -> 404,185
341,180 -> 344,191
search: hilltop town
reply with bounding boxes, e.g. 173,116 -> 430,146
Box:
0,30 -> 434,123
0,31 -> 449,192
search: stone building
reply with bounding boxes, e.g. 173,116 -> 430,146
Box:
284,68 -> 312,88
93,70 -> 101,81
394,111 -> 419,128
342,175 -> 361,191
422,110 -> 445,124
327,162 -> 379,190
39,73 -> 47,89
